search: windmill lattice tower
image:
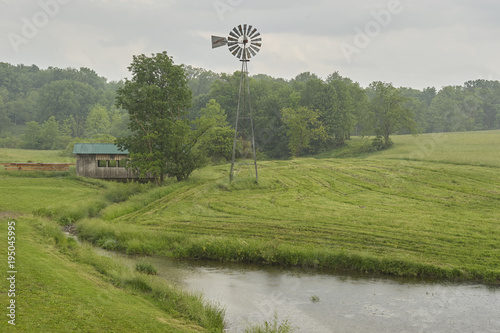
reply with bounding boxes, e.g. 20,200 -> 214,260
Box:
212,24 -> 262,182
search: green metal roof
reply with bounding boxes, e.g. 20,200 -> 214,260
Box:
73,143 -> 128,155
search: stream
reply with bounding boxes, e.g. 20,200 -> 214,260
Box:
106,251 -> 500,333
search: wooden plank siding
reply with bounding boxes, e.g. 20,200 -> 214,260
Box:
75,154 -> 144,180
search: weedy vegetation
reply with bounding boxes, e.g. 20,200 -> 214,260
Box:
136,261 -> 159,275
310,295 -> 320,303
245,313 -> 295,333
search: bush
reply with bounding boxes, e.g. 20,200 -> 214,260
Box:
198,126 -> 234,163
370,136 -> 393,152
135,261 -> 158,275
0,136 -> 21,148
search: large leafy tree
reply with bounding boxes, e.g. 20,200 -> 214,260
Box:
364,82 -> 419,148
116,52 -> 209,183
326,72 -> 366,145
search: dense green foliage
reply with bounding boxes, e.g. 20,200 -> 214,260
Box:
0,63 -> 128,150
190,70 -> 500,158
281,106 -> 325,157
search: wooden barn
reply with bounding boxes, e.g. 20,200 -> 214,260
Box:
73,143 -> 141,180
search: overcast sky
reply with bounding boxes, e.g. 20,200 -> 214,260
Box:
1,0 -> 499,89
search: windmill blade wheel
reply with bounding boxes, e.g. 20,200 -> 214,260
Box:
227,24 -> 262,60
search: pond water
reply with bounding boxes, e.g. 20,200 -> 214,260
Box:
126,255 -> 500,333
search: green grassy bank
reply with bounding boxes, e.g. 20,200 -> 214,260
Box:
0,216 -> 224,332
74,131 -> 500,283
0,169 -> 225,331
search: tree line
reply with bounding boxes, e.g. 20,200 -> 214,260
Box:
188,69 -> 500,158
0,63 -> 129,150
1,60 -> 499,162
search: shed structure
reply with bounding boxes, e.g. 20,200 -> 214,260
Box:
73,143 -> 140,180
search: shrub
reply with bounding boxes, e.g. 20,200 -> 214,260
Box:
245,313 -> 295,333
135,262 -> 158,276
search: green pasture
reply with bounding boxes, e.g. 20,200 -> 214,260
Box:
0,130 -> 498,332
73,130 -> 500,282
0,178 -> 99,213
0,148 -> 75,164
369,130 -> 500,167
79,155 -> 499,281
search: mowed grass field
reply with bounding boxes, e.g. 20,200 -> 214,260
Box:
369,130 -> 500,167
77,130 -> 500,282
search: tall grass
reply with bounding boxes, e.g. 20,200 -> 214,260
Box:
30,176 -> 153,224
27,216 -> 226,331
245,314 -> 295,333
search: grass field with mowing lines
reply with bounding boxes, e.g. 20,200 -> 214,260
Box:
77,130 -> 500,282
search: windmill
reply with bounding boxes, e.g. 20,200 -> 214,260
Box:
212,24 -> 262,182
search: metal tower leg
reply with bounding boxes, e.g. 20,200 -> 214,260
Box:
229,60 -> 258,183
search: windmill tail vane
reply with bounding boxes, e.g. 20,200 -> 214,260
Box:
211,36 -> 227,49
